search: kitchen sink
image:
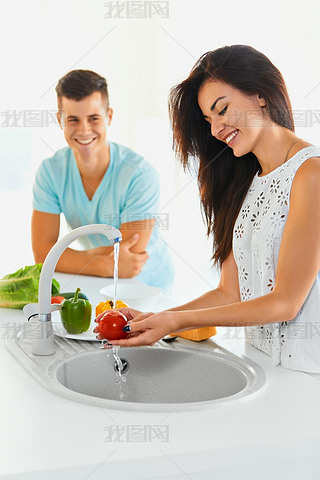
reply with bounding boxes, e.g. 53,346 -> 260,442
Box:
6,326 -> 267,411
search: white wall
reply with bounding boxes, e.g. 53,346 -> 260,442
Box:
1,0 -> 320,303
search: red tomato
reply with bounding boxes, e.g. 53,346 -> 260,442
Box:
51,296 -> 65,304
97,310 -> 129,341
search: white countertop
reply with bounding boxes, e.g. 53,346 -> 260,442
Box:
1,273 -> 320,480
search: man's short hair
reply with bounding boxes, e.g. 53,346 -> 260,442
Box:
55,70 -> 109,110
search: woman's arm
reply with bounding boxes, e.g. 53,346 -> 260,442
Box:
169,248 -> 241,311
178,156 -> 320,328
111,157 -> 320,346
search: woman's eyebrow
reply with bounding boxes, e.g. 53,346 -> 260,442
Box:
203,96 -> 227,119
210,96 -> 226,112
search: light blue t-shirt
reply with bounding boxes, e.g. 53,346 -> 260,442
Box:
32,141 -> 174,290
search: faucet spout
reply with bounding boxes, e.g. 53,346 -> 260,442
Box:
33,224 -> 122,356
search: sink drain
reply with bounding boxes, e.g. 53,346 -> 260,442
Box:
114,358 -> 129,374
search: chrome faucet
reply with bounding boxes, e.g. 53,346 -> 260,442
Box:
32,224 -> 122,356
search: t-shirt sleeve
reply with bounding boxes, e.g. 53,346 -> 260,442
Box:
120,167 -> 160,224
32,160 -> 61,214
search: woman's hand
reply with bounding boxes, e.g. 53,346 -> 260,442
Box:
104,310 -> 183,347
93,307 -> 154,340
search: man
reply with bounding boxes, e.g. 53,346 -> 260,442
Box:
32,70 -> 174,290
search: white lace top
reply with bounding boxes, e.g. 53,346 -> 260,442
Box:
233,146 -> 320,373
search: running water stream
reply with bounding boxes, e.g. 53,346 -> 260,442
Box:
101,240 -> 127,399
100,240 -> 120,351
113,240 -> 119,306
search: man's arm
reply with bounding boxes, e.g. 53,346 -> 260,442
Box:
87,218 -> 155,275
117,218 -> 155,253
31,211 -> 152,277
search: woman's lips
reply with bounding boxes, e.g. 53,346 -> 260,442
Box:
226,130 -> 239,146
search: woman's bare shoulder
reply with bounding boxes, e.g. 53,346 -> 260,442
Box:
292,154 -> 320,193
299,141 -> 314,148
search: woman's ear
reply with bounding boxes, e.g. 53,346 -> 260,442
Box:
258,94 -> 267,107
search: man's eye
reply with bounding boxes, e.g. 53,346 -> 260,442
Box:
218,106 -> 228,116
91,117 -> 100,121
68,119 -> 77,123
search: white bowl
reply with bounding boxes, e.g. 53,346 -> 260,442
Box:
99,283 -> 162,311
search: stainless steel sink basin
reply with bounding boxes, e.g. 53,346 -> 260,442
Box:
6,326 -> 267,411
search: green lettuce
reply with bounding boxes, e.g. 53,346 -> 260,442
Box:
0,264 -> 60,309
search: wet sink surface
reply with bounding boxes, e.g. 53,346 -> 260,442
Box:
6,330 -> 267,411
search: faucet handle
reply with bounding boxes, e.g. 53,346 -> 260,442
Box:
23,303 -> 39,319
23,302 -> 61,320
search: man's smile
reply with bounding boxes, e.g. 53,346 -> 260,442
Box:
75,137 -> 97,145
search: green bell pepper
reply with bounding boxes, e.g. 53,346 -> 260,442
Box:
60,288 -> 92,334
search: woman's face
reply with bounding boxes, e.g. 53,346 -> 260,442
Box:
197,80 -> 268,156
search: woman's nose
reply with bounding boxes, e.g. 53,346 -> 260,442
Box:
210,118 -> 225,139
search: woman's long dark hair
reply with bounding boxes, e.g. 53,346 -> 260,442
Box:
169,45 -> 295,269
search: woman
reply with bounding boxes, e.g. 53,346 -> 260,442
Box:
95,45 -> 320,373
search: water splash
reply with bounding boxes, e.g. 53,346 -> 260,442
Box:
112,345 -> 123,374
112,345 -> 127,400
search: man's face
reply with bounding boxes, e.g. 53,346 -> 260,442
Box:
57,91 -> 113,159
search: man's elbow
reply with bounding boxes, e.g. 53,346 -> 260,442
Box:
33,250 -> 47,264
32,244 -> 54,264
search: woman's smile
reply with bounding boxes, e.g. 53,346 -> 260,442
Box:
225,129 -> 239,145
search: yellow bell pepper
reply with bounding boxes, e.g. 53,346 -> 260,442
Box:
95,299 -> 128,317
